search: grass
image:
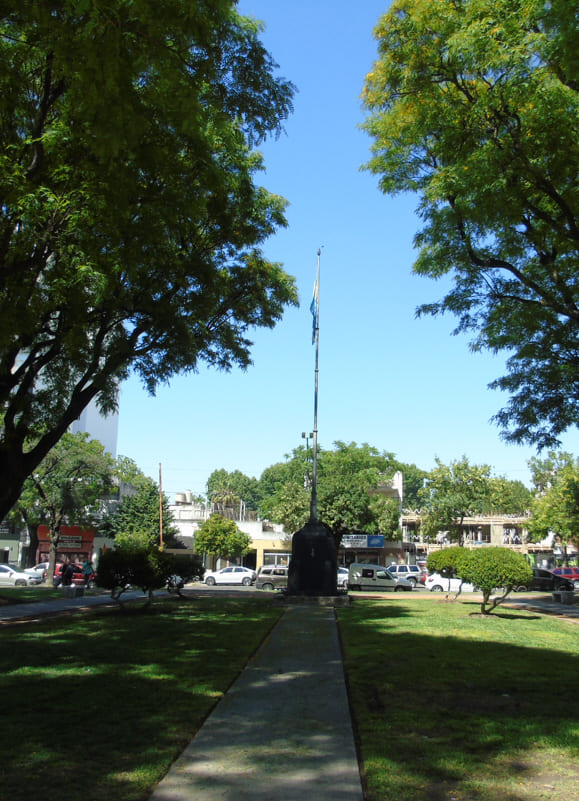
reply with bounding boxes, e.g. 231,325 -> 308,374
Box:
0,586 -> 84,604
337,597 -> 579,801
0,596 -> 283,801
2,593 -> 578,801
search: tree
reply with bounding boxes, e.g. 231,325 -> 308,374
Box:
363,0 -> 579,447
207,469 -> 262,512
484,477 -> 532,516
259,441 -> 403,544
527,451 -> 579,554
99,472 -> 180,548
14,432 -> 115,578
459,548 -> 533,615
426,546 -> 472,598
96,531 -> 201,607
194,514 -> 251,565
420,457 -> 492,545
0,1 -> 297,520
367,495 -> 402,540
426,546 -> 468,578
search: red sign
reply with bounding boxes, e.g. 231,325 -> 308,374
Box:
37,525 -> 95,557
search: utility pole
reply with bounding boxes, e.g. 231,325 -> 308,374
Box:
159,462 -> 164,549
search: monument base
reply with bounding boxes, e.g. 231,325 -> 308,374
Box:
277,593 -> 352,607
287,518 -> 338,596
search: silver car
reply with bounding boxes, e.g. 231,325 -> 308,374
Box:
387,564 -> 426,587
204,566 -> 256,586
24,562 -> 49,581
0,565 -> 43,587
348,563 -> 413,592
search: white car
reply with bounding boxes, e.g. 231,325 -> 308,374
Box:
0,564 -> 43,587
337,567 -> 349,588
24,562 -> 49,581
204,566 -> 256,586
424,573 -> 475,593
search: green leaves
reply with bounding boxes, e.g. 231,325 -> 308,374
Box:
420,456 -> 493,541
259,441 -> 405,540
362,0 -> 579,447
459,547 -> 533,612
527,451 -> 579,546
194,514 -> 251,560
0,0 -> 297,517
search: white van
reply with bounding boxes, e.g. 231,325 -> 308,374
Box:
348,563 -> 413,592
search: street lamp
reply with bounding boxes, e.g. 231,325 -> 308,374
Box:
301,431 -> 313,451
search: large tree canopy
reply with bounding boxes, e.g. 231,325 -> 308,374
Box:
259,441 -> 405,542
0,0 -> 297,519
527,451 -> 579,550
13,431 -> 115,576
363,0 -> 579,448
419,456 -> 492,544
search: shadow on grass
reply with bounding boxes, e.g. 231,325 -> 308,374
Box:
338,599 -> 579,801
2,596 -> 577,801
0,597 -> 283,801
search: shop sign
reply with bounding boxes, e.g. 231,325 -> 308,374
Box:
341,534 -> 368,548
60,536 -> 83,549
367,535 -> 384,547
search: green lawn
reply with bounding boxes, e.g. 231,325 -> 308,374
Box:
0,596 -> 283,801
0,585 -> 83,604
1,594 -> 577,801
338,597 -> 579,801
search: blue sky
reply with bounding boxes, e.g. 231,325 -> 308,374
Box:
116,0 -> 579,498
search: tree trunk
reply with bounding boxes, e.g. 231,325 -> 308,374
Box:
27,523 -> 39,567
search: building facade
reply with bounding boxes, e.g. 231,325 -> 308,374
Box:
169,494 -> 291,571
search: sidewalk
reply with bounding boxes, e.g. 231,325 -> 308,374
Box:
503,593 -> 579,619
0,589 -> 151,624
149,603 -> 365,801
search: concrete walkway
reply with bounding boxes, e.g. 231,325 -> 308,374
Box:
149,603 -> 365,801
0,588 -> 154,624
2,588 -> 576,801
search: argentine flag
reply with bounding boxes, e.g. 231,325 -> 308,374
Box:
310,272 -> 319,344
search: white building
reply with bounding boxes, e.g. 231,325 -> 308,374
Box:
169,493 -> 291,571
71,396 -> 119,457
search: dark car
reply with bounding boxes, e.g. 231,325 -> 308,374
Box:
53,563 -> 97,588
525,568 -> 574,592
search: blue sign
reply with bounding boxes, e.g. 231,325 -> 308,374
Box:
367,535 -> 384,548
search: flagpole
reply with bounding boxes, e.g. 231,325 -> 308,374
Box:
310,248 -> 321,522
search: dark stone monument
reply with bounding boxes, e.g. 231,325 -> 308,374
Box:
287,518 -> 338,596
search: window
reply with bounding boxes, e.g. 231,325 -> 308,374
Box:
263,552 -> 291,567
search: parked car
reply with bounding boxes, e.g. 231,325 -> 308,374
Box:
256,565 -> 288,591
204,566 -> 256,586
337,566 -> 349,588
524,568 -> 574,592
0,564 -> 43,587
24,562 -> 49,581
424,573 -> 475,593
387,564 -> 426,587
53,563 -> 97,588
551,566 -> 579,590
348,563 -> 413,592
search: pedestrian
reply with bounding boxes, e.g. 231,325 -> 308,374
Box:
63,561 -> 74,586
82,557 -> 93,588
